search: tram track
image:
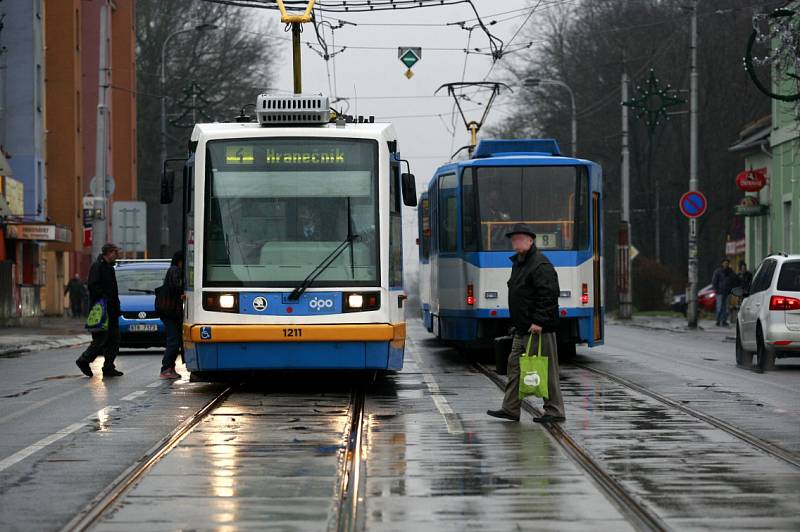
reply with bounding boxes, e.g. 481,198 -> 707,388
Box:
573,362 -> 800,470
61,386 -> 235,532
473,361 -> 672,532
334,387 -> 367,532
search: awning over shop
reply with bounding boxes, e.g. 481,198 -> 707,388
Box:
4,224 -> 72,243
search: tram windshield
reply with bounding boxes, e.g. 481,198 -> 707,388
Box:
203,138 -> 379,287
472,166 -> 589,251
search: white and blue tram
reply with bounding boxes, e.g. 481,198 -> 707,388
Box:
418,139 -> 603,358
162,94 -> 416,377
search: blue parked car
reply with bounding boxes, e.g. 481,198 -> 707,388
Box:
115,259 -> 171,349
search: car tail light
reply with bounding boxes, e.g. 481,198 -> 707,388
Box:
466,284 -> 475,306
581,283 -> 589,305
769,295 -> 800,311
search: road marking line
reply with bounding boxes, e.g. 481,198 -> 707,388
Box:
120,390 -> 146,401
0,406 -> 118,473
146,381 -> 162,388
407,337 -> 464,435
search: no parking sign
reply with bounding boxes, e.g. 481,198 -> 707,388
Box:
679,191 -> 707,218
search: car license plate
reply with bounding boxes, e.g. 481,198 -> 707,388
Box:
129,324 -> 158,332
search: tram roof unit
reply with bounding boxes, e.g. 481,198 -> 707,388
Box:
190,121 -> 397,143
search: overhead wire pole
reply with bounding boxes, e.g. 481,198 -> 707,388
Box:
275,0 -> 316,94
687,0 -> 700,329
91,1 -> 110,259
619,69 -> 632,319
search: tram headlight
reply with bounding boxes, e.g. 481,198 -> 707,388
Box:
203,292 -> 239,313
344,291 -> 380,312
348,294 -> 364,308
219,294 -> 235,309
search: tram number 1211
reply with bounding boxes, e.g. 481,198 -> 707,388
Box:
283,328 -> 303,338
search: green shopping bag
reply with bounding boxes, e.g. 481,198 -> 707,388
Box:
519,334 -> 549,399
85,298 -> 109,333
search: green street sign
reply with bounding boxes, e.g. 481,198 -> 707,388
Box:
398,47 -> 421,69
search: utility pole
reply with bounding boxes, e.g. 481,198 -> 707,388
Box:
687,0 -> 700,328
91,2 -> 110,258
618,70 -> 632,319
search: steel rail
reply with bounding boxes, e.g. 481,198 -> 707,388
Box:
334,387 -> 366,532
574,362 -> 800,470
61,386 -> 235,532
474,362 -> 671,532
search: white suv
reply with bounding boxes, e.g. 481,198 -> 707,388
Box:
735,253 -> 800,371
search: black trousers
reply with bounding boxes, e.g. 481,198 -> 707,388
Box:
78,320 -> 120,370
70,299 -> 83,317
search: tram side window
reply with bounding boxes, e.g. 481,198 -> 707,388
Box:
438,173 -> 458,252
420,197 -> 431,259
462,173 -> 478,251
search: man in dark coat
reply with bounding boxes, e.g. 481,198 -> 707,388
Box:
75,243 -> 123,377
159,251 -> 184,379
487,223 -> 566,423
711,258 -> 737,326
64,274 -> 86,318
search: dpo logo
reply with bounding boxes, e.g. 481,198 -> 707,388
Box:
309,297 -> 334,311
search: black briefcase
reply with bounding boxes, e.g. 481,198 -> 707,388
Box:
493,335 -> 513,375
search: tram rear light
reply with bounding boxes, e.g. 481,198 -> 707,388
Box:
344,291 -> 380,312
581,283 -> 589,305
466,284 -> 475,306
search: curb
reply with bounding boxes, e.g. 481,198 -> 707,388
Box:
0,335 -> 91,358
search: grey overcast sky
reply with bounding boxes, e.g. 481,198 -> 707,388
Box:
261,0 -> 557,275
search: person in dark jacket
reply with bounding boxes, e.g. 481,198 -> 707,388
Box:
487,223 -> 565,423
64,274 -> 86,318
75,243 -> 123,377
737,262 -> 753,291
159,251 -> 184,379
711,258 -> 737,326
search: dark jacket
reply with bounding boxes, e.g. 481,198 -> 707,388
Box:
164,264 -> 183,295
711,266 -> 737,296
87,255 -> 120,319
507,245 -> 560,334
737,270 -> 753,290
64,278 -> 85,300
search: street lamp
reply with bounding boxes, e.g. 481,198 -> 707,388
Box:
524,78 -> 577,157
159,23 -> 217,255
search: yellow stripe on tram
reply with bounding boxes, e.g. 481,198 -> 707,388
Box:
186,323 -> 406,343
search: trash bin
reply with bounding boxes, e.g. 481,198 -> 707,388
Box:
493,335 -> 512,375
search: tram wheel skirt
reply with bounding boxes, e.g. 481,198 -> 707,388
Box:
184,340 -> 404,371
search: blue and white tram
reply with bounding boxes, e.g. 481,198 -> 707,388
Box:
418,139 -> 603,358
162,94 -> 416,377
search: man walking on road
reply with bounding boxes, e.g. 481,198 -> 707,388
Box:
75,243 -> 123,377
159,251 -> 184,380
64,274 -> 86,318
487,223 -> 565,424
712,258 -> 737,327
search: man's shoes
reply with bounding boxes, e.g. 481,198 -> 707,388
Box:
159,368 -> 181,379
486,409 -> 520,422
533,414 -> 566,424
75,359 -> 93,377
722,321 -> 730,327
102,368 -> 124,377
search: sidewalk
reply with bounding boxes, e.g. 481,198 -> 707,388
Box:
606,315 -> 737,342
0,315 -> 91,356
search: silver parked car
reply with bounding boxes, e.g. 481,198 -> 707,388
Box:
734,253 -> 800,371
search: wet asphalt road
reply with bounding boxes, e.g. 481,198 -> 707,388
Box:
0,321 -> 798,531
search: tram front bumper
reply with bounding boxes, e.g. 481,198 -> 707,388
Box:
182,323 -> 406,371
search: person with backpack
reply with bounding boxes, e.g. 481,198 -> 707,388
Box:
158,251 -> 184,379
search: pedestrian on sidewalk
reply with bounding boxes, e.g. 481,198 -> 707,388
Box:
158,251 -> 184,380
737,262 -> 753,291
64,274 -> 86,318
75,243 -> 123,378
711,258 -> 737,327
487,223 -> 565,424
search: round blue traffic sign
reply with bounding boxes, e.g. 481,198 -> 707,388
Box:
679,191 -> 707,218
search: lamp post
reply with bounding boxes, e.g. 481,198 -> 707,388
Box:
159,23 -> 216,256
524,78 -> 577,157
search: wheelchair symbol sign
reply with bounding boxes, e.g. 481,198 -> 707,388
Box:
200,326 -> 212,340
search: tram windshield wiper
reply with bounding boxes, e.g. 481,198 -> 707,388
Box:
288,197 -> 358,301
127,288 -> 155,294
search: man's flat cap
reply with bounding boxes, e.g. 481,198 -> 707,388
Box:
505,223 -> 537,239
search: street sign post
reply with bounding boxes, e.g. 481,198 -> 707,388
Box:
398,47 -> 421,79
679,190 -> 707,218
112,201 -> 147,255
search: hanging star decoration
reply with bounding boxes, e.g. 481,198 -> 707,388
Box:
623,69 -> 686,134
169,81 -> 216,129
